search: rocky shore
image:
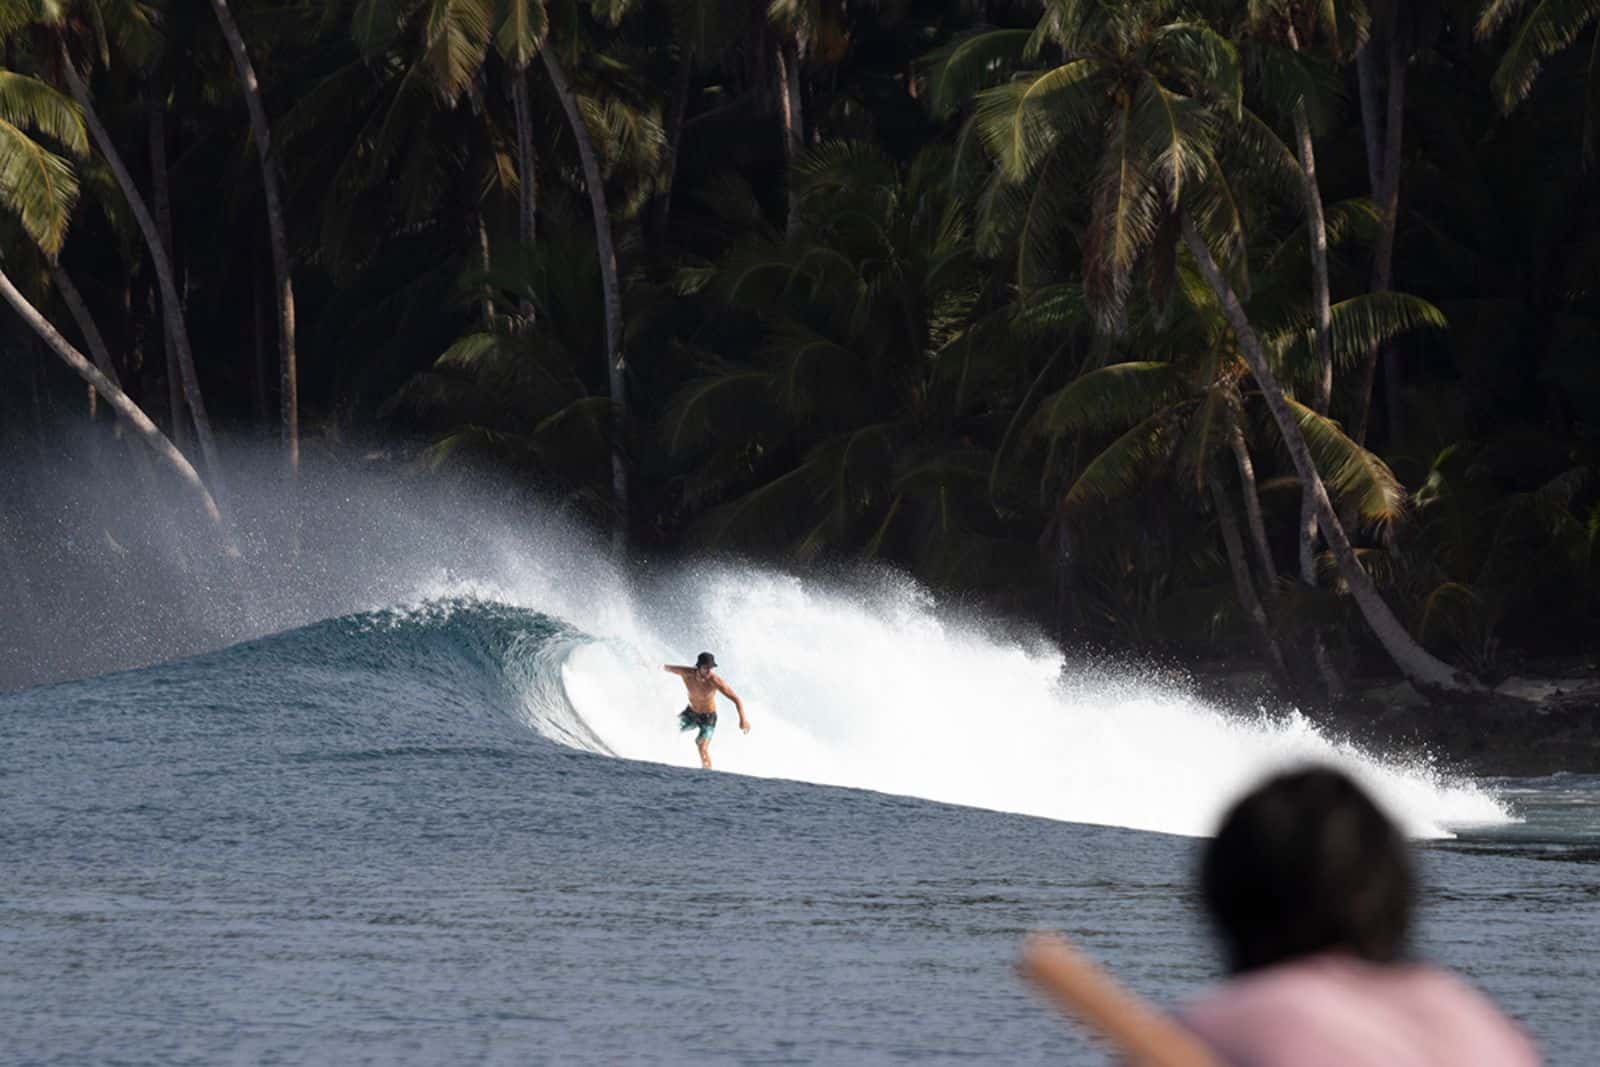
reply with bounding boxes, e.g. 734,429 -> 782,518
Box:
1195,668 -> 1600,778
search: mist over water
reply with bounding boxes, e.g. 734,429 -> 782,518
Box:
2,434 -> 1512,838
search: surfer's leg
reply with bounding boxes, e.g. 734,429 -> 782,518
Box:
696,735 -> 712,769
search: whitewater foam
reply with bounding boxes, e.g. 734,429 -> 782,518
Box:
500,566 -> 1512,839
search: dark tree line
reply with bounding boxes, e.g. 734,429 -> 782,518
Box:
4,0 -> 1600,695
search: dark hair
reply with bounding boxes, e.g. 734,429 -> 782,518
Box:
1200,766 -> 1414,975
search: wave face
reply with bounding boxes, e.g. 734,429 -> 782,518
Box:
292,568 -> 1510,840
536,570 -> 1509,838
1,448 -> 1512,840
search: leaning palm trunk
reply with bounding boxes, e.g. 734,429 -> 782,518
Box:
1,264 -> 234,553
510,71 -> 538,321
51,265 -> 118,386
149,97 -> 187,450
1229,425 -> 1278,590
1181,214 -> 1475,692
1211,469 -> 1289,682
511,72 -> 538,247
208,0 -> 298,478
542,49 -> 628,555
58,44 -> 226,496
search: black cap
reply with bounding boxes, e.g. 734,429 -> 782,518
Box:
696,651 -> 717,669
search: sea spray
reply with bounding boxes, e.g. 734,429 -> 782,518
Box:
3,442 -> 1513,838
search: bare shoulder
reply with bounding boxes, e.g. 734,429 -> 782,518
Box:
711,672 -> 737,695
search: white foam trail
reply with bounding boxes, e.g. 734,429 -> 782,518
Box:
504,564 -> 1512,839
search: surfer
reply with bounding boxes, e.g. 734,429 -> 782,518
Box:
664,652 -> 749,769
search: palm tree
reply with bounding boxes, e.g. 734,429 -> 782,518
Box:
1353,0 -> 1413,446
206,0 -> 299,477
28,2 -> 230,496
0,66 -> 230,546
662,143 -> 1020,582
384,222 -> 613,517
346,0 -> 645,552
931,0 -> 1477,689
1477,0 -> 1600,159
1025,243 -> 1442,682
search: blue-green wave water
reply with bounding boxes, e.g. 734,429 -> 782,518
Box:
3,595 -> 1597,1063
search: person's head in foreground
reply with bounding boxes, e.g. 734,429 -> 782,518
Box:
1202,765 -> 1411,975
1184,765 -> 1539,1066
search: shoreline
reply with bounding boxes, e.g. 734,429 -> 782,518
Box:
1191,668 -> 1600,779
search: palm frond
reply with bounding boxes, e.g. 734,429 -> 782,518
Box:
1488,0 -> 1600,110
1151,21 -> 1242,116
662,368 -> 774,454
1245,39 -> 1342,133
1222,106 -> 1302,210
1272,292 -> 1447,381
1061,410 -> 1183,515
495,0 -> 548,68
1477,0 -> 1538,39
0,116 -> 79,255
1284,396 -> 1405,530
1084,103 -> 1163,331
920,28 -> 1036,120
0,72 -> 87,157
422,0 -> 494,103
974,60 -> 1101,181
1033,361 -> 1189,438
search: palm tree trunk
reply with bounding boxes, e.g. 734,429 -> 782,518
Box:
1229,425 -> 1277,590
149,97 -> 188,452
510,69 -> 538,322
1353,13 -> 1408,447
1,264 -> 234,552
776,37 -> 804,237
1211,469 -> 1289,682
207,0 -> 298,479
511,71 -> 538,247
51,265 -> 118,386
1181,213 -> 1475,692
542,48 -> 628,555
478,210 -> 495,328
252,263 -> 270,425
1287,95 -> 1345,697
1292,104 -> 1333,414
657,46 -> 693,247
776,39 -> 804,156
55,264 -> 165,486
59,43 -> 227,496
1356,41 -> 1382,194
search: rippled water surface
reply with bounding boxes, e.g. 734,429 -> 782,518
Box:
3,602 -> 1596,1064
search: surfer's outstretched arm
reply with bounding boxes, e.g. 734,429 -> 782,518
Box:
713,675 -> 750,733
663,664 -> 691,676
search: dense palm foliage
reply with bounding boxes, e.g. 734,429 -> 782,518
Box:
5,0 -> 1600,690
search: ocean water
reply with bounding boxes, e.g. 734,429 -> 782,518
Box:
5,583 -> 1598,1065
3,455 -> 1596,1063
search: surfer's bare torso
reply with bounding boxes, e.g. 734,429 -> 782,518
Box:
669,667 -> 732,714
665,656 -> 748,769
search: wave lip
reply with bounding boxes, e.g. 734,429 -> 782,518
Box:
519,569 -> 1516,840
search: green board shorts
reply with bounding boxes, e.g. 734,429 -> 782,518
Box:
678,707 -> 717,743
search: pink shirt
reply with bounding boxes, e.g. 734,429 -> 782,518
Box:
1181,955 -> 1540,1067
